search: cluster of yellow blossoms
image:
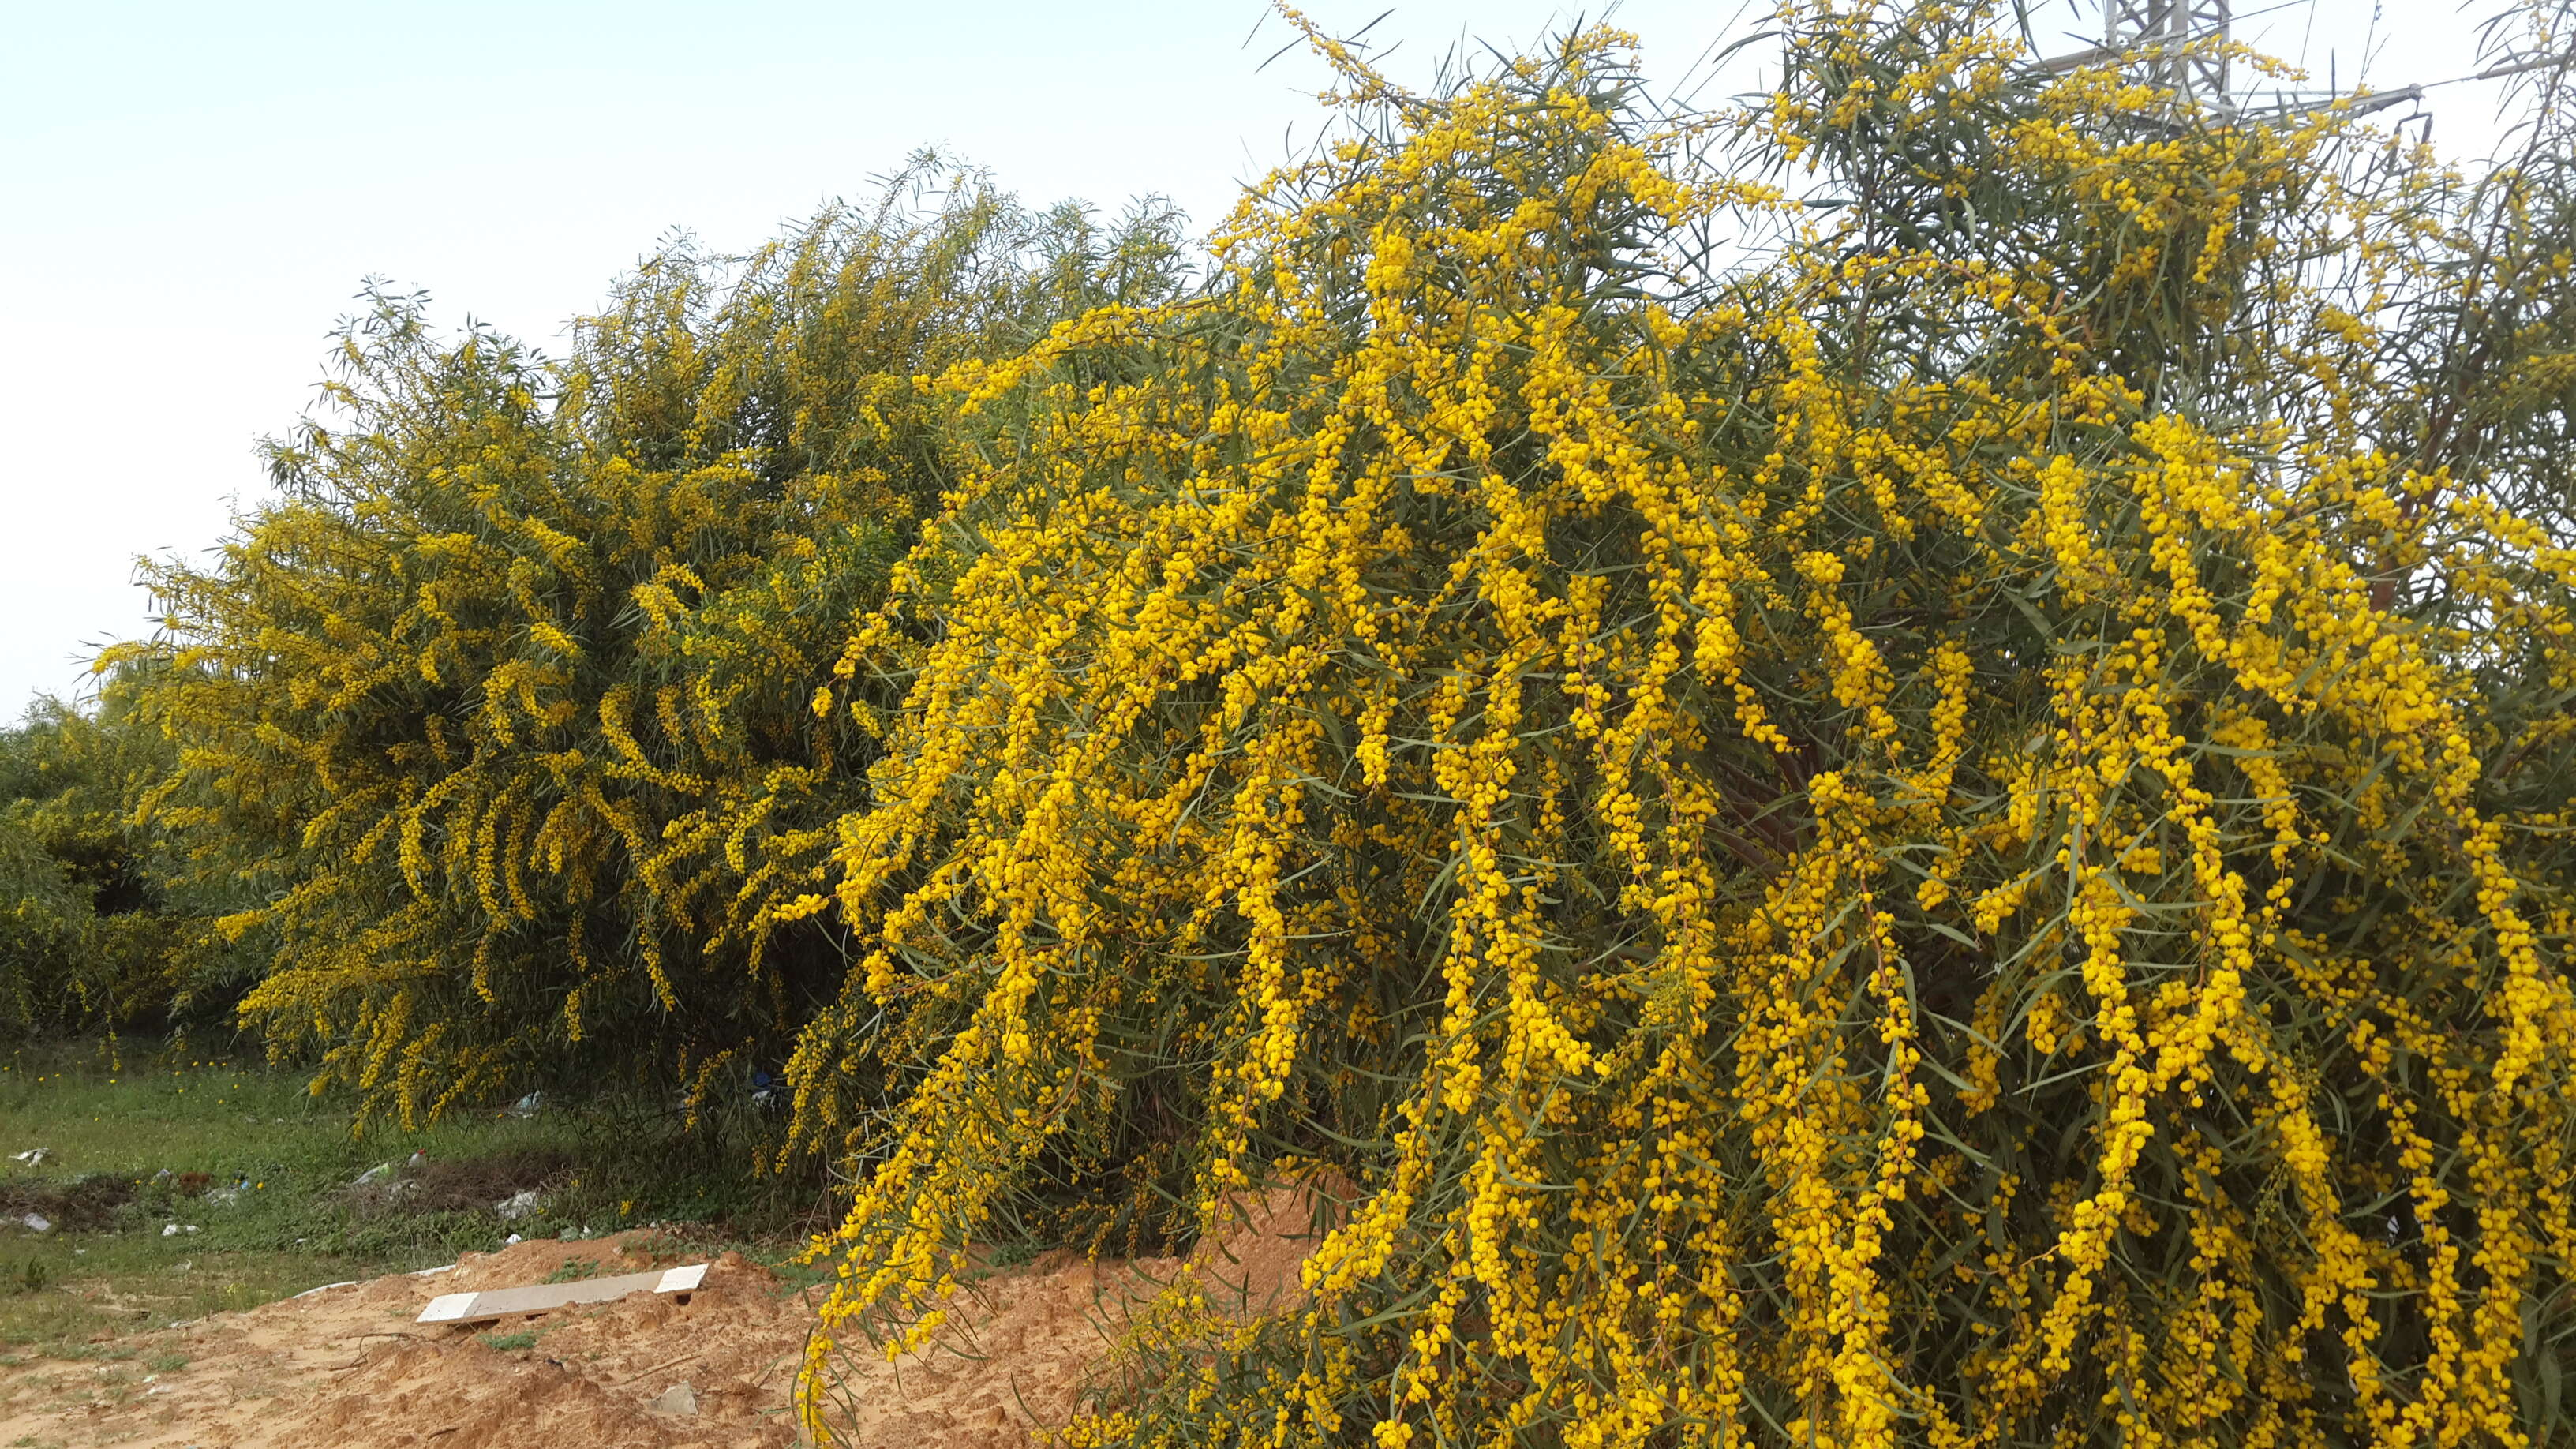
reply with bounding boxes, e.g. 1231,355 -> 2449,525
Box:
120,172 -> 1191,1121
792,4 -> 2576,1447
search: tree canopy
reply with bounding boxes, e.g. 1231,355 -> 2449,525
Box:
116,164 -> 1191,1120
35,2 -> 2576,1443
783,6 -> 2576,1445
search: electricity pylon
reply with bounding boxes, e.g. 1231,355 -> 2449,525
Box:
2039,0 -> 2233,117
2042,0 -> 2567,128
2103,0 -> 2232,112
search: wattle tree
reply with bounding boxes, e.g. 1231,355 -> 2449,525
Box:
782,5 -> 2576,1446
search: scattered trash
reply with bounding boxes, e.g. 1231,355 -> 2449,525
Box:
206,1187 -> 240,1207
494,1188 -> 544,1220
17,1212 -> 52,1234
406,1149 -> 428,1169
648,1381 -> 699,1417
290,1280 -> 360,1300
160,1222 -> 200,1237
411,1263 -> 458,1277
509,1091 -> 545,1117
11,1148 -> 49,1166
152,1168 -> 173,1184
504,1234 -> 525,1246
352,1162 -> 394,1186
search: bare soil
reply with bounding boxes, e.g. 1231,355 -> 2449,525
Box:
0,1174 -> 137,1234
0,1189 -> 1324,1447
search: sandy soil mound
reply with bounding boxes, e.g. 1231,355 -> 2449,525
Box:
0,1189 -> 1327,1448
815,1185 -> 1326,1445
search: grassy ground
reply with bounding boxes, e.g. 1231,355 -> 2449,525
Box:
0,1039 -> 829,1368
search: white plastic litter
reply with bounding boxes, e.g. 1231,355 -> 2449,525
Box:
352,1163 -> 393,1186
504,1233 -> 524,1246
18,1212 -> 51,1234
11,1148 -> 49,1165
493,1188 -> 543,1220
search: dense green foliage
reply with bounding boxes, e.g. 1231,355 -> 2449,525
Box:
0,672 -> 243,1035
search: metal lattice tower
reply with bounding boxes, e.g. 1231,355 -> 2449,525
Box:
2049,2 -> 2564,129
2104,0 -> 2231,112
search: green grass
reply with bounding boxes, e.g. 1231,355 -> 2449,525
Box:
0,1039 -> 828,1365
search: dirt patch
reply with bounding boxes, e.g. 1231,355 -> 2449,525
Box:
0,1173 -> 137,1233
0,1187 -> 1331,1447
0,1231 -> 808,1448
343,1147 -> 574,1216
403,1148 -> 576,1214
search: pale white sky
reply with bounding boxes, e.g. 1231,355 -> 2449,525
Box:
0,0 -> 2520,710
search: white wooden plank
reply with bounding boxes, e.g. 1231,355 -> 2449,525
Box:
415,1263 -> 710,1327
419,1291 -> 479,1324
